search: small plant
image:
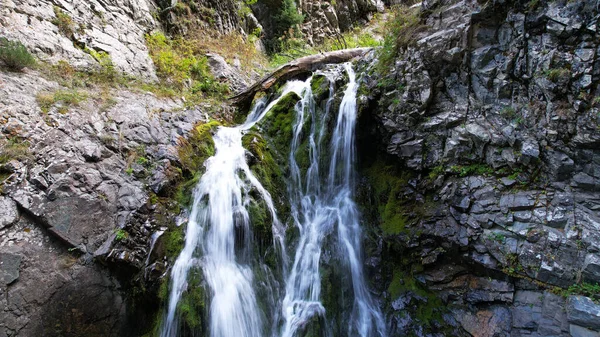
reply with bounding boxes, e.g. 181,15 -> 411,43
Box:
545,68 -> 570,83
500,106 -> 517,119
125,167 -> 134,175
449,164 -> 494,177
0,38 -> 36,71
136,156 -> 149,166
563,282 -> 600,301
115,229 -> 128,241
0,137 -> 31,166
428,165 -> 445,181
36,89 -> 88,113
52,6 -> 74,37
377,5 -> 425,71
487,232 -> 506,243
85,48 -> 117,82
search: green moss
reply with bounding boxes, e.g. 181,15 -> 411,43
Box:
178,121 -> 219,172
176,269 -> 206,331
242,130 -> 289,222
364,160 -> 411,236
260,92 -> 301,151
248,197 -> 272,242
163,226 -> 185,259
387,267 -> 444,327
310,75 -> 329,100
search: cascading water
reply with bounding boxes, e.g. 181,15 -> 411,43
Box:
160,81 -> 307,337
281,63 -> 386,337
160,63 -> 386,337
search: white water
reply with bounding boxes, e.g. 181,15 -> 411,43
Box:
281,64 -> 387,337
161,64 -> 386,337
160,81 -> 308,337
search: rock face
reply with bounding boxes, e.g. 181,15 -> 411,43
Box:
0,67 -> 211,335
357,0 -> 600,336
0,0 -> 159,78
298,0 -> 385,45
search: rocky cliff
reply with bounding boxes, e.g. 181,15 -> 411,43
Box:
3,0 -> 600,336
356,0 -> 600,336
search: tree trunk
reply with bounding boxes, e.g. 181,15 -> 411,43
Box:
229,47 -> 373,107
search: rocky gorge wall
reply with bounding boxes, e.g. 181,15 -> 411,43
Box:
355,0 -> 600,336
4,0 -> 600,336
0,0 -> 384,336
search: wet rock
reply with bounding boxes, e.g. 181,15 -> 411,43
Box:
570,324 -> 600,337
582,254 -> 600,284
499,193 -> 537,211
567,296 -> 600,331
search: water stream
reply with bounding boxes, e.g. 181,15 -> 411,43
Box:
160,64 -> 386,337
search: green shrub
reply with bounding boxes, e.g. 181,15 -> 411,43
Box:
0,38 -> 36,71
146,32 -> 208,86
145,32 -> 229,98
36,89 -> 88,113
51,6 -> 74,37
545,68 -> 570,83
377,5 -> 424,71
0,137 -> 31,166
85,48 -> 118,82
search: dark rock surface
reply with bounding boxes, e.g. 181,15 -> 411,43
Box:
357,0 -> 600,336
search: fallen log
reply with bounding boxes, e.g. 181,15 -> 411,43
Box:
229,47 -> 373,107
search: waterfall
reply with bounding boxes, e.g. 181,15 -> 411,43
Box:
281,63 -> 386,337
160,64 -> 386,337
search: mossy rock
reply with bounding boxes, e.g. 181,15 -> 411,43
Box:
243,129 -> 290,221
259,92 -> 301,155
362,160 -> 412,236
311,74 -> 330,101
178,120 -> 220,174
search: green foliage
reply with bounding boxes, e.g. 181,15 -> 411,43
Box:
0,38 -> 36,71
0,138 -> 31,167
545,67 -> 571,83
487,232 -> 506,243
273,0 -> 304,38
114,229 -> 128,241
52,6 -> 74,37
364,161 -> 410,236
85,48 -> 118,82
377,5 -> 424,72
563,283 -> 600,300
449,164 -> 494,177
145,32 -> 229,100
427,165 -> 445,181
36,89 -> 88,113
387,267 -> 444,326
